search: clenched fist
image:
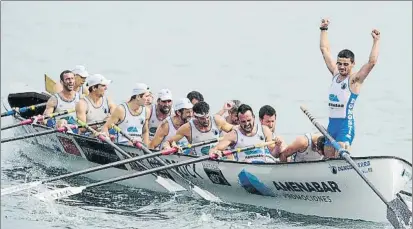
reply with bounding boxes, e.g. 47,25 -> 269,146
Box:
320,18 -> 330,29
371,29 -> 380,41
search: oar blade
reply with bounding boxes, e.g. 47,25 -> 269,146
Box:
1,181 -> 42,196
192,185 -> 222,203
33,186 -> 86,201
387,195 -> 412,228
155,176 -> 186,193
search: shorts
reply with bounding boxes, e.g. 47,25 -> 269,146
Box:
324,118 -> 355,148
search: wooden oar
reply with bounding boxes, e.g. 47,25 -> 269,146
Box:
75,119 -> 186,194
34,141 -> 274,201
111,124 -> 223,202
300,105 -> 412,229
1,108 -> 75,131
1,120 -> 105,143
1,137 -> 219,196
1,103 -> 47,117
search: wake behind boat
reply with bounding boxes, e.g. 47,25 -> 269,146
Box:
2,89 -> 412,225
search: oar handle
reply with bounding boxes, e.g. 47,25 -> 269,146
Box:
1,124 -> 76,143
1,103 -> 47,117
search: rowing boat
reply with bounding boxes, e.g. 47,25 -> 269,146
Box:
2,90 -> 412,223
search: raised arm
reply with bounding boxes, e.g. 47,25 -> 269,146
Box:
43,95 -> 57,116
214,114 -> 233,133
319,18 -> 338,76
354,29 -> 381,84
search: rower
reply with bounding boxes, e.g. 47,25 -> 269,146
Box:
100,83 -> 151,146
54,65 -> 89,96
259,105 -> 277,138
162,101 -> 233,156
43,70 -> 80,128
149,98 -> 193,150
186,91 -> 204,105
148,89 -> 173,143
208,104 -> 285,163
216,100 -> 242,125
279,132 -> 325,162
75,74 -> 117,134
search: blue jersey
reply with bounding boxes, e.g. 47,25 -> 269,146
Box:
326,74 -> 359,146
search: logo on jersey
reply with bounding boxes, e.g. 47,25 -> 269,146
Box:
329,94 -> 339,102
149,127 -> 157,134
341,83 -> 347,90
127,126 -> 139,133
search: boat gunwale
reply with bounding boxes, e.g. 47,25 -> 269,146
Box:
16,115 -> 413,168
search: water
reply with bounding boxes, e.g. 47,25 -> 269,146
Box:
1,1 -> 411,229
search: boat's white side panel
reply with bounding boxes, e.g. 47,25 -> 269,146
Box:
6,119 -> 412,223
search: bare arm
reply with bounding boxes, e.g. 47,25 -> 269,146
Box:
149,120 -> 169,149
43,96 -> 57,116
208,130 -> 236,160
354,30 -> 381,84
214,114 -> 233,133
101,105 -> 125,135
106,96 -> 117,114
162,123 -> 190,149
142,106 -> 151,146
279,135 -> 308,162
319,19 -> 338,76
262,125 -> 287,158
75,99 -> 88,133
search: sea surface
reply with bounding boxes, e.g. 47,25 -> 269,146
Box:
1,1 -> 412,229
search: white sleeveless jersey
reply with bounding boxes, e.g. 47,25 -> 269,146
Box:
293,133 -> 323,162
232,123 -> 277,163
158,116 -> 189,149
148,104 -> 170,141
328,74 -> 359,119
189,116 -> 221,156
54,92 -> 80,119
116,103 -> 146,144
83,96 -> 110,123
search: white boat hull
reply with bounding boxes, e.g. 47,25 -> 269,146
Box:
5,122 -> 412,223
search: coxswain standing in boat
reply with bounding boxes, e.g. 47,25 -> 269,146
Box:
75,74 -> 117,134
216,100 -> 242,125
208,104 -> 286,163
319,18 -> 380,158
186,91 -> 204,105
148,98 -> 193,150
43,70 -> 80,128
162,101 -> 234,156
279,133 -> 325,162
148,89 -> 174,145
100,83 -> 151,146
54,65 -> 89,96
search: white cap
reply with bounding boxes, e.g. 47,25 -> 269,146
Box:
174,98 -> 193,110
86,74 -> 112,87
72,65 -> 89,78
132,83 -> 150,96
157,89 -> 172,101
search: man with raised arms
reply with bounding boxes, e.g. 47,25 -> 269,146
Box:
319,18 -> 380,158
